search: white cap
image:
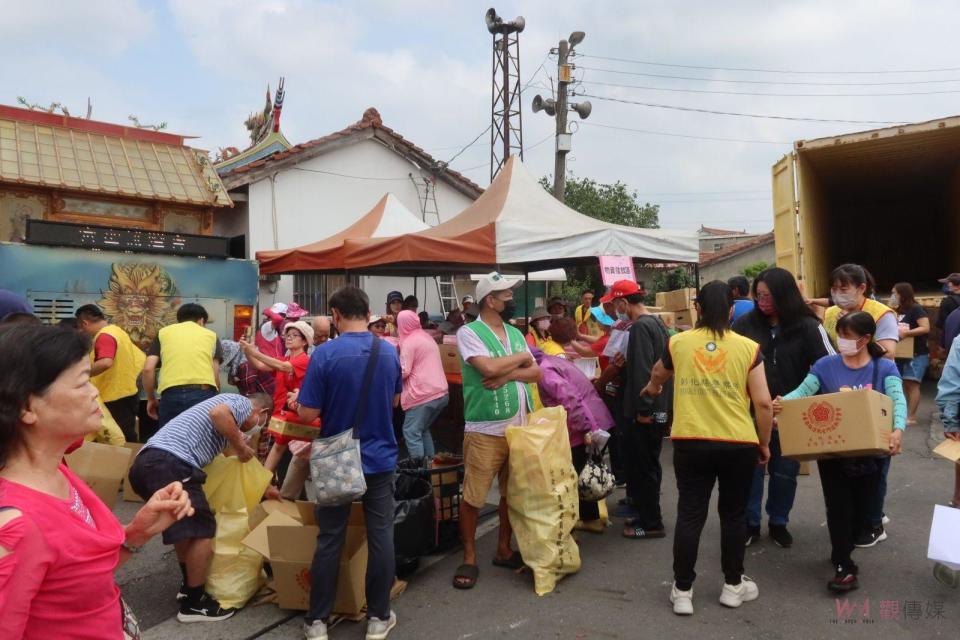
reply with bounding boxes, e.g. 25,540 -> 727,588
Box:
269,302 -> 289,315
475,272 -> 517,304
368,314 -> 384,326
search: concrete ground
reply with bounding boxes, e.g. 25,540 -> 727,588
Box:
131,383 -> 958,639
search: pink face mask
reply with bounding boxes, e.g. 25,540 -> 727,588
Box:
757,297 -> 776,316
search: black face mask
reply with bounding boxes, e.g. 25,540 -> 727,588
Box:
499,300 -> 517,322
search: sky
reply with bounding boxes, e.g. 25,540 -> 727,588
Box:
3,0 -> 959,232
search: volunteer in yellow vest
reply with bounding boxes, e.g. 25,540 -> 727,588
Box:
524,306 -> 566,356
143,303 -> 222,430
642,280 -> 773,617
452,272 -> 542,591
823,263 -> 898,360
75,304 -> 146,442
575,289 -> 602,338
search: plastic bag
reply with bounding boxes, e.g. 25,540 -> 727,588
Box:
505,406 -> 581,596
393,474 -> 435,559
202,455 -> 273,609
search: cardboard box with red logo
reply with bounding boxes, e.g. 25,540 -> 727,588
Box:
778,389 -> 892,461
439,343 -> 461,375
242,500 -> 367,614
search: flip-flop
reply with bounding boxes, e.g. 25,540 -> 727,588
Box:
491,550 -> 524,570
623,525 -> 666,539
452,564 -> 479,589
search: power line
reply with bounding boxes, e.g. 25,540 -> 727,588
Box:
452,133 -> 555,174
574,94 -> 902,125
443,125 -> 491,166
291,167 -> 411,181
577,66 -> 960,87
654,197 -> 770,203
581,121 -> 791,145
635,189 -> 769,196
579,79 -> 960,98
577,54 -> 960,75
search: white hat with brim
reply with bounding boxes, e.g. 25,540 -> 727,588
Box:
475,272 -> 519,304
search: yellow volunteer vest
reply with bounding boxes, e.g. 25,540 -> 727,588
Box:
824,298 -> 893,348
575,304 -> 602,337
157,321 -> 218,393
538,337 -> 567,357
670,328 -> 761,445
90,324 -> 145,402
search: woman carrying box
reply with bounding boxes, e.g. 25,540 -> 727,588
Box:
773,311 -> 906,593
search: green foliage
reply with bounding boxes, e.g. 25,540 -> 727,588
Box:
539,174 -> 660,229
653,267 -> 696,293
741,261 -> 769,280
549,274 -> 595,308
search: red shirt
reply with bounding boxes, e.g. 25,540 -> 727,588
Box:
93,333 -> 118,361
0,464 -> 126,639
591,334 -> 611,370
272,351 -> 315,445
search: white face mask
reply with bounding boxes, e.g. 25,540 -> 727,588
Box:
889,293 -> 900,307
535,318 -> 550,332
831,290 -> 859,310
245,411 -> 270,439
836,337 -> 861,356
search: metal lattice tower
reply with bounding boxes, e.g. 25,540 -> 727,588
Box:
487,8 -> 525,182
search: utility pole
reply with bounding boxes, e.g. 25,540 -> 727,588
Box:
532,31 -> 591,204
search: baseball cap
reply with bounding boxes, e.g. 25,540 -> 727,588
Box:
475,272 -> 517,303
387,291 -> 404,304
600,280 -> 644,303
268,302 -> 289,316
462,295 -> 475,304
368,314 -> 385,326
939,273 -> 960,285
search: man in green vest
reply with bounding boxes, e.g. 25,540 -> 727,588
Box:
452,272 -> 542,590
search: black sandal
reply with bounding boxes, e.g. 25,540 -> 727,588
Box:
623,524 -> 666,539
452,564 -> 479,589
491,550 -> 525,570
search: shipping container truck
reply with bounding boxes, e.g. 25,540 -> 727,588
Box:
772,115 -> 960,297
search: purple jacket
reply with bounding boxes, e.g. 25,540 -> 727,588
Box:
532,349 -> 614,447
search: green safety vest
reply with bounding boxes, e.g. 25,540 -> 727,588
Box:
460,320 -> 535,423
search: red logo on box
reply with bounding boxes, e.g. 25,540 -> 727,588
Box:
296,568 -> 312,592
802,401 -> 843,434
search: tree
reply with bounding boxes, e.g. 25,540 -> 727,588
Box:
653,267 -> 697,293
539,174 -> 660,229
741,261 -> 769,280
541,173 -> 661,295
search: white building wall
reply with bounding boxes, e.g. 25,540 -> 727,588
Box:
246,138 -> 476,316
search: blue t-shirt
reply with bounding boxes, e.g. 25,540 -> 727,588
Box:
732,299 -> 755,323
298,332 -> 403,474
810,354 -> 900,394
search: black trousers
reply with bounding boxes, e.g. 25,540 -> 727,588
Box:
817,457 -> 882,571
105,393 -> 140,443
602,394 -> 626,482
571,444 -> 601,522
673,444 -> 757,590
623,421 -> 667,530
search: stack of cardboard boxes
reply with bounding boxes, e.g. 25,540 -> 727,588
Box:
655,287 -> 698,330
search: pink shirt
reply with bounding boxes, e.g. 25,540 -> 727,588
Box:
397,310 -> 449,410
0,464 -> 126,640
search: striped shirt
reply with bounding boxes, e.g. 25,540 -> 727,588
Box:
142,394 -> 252,469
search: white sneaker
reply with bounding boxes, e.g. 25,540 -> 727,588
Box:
303,619 -> 328,640
366,611 -> 397,640
719,575 -> 759,608
882,515 -> 891,525
670,583 -> 694,615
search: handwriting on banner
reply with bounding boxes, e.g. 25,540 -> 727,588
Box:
598,255 -> 636,286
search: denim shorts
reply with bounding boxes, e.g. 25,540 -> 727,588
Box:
901,354 -> 929,383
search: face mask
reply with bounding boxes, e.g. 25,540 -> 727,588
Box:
889,293 -> 899,308
757,297 -> 776,316
836,337 -> 861,356
944,284 -> 953,294
535,318 -> 550,332
832,291 -> 858,310
499,300 -> 517,322
617,312 -> 629,321
244,411 -> 269,440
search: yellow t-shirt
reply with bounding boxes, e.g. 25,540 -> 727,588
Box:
668,328 -> 761,445
156,321 -> 218,393
824,298 -> 894,348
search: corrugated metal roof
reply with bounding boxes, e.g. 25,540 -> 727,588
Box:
0,106 -> 231,207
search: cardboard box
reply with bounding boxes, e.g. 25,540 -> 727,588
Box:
798,460 -> 811,475
674,308 -> 698,329
249,499 -> 303,530
653,311 -> 676,329
123,443 -> 145,502
267,416 -> 322,442
65,441 -> 133,510
243,502 -> 368,615
895,336 -> 915,359
933,439 -> 960,463
659,288 -> 697,312
439,343 -> 461,375
778,389 -> 892,461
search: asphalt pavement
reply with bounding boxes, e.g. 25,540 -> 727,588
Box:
128,383 -> 958,639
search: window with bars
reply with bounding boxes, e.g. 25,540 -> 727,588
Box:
293,273 -> 359,315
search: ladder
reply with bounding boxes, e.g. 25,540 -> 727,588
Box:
435,276 -> 460,316
409,174 -> 441,227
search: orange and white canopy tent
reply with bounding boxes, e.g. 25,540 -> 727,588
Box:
330,156 -> 698,275
257,192 -> 431,273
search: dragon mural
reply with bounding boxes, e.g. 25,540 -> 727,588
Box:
97,263 -> 181,350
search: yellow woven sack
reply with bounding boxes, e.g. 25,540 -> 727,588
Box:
505,406 -> 581,596
202,455 -> 272,608
85,396 -> 126,446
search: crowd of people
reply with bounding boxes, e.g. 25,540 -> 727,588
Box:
0,258 -> 955,637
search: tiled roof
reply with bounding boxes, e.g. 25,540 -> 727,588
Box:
219,108 -> 484,199
699,231 -> 775,265
0,104 -> 231,207
698,225 -> 751,237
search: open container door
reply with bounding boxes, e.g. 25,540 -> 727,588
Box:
772,153 -> 800,277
